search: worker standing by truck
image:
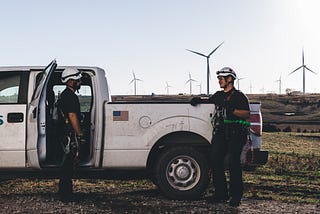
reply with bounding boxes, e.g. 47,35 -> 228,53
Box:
208,67 -> 250,207
58,67 -> 83,201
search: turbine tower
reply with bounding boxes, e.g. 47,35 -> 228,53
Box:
165,82 -> 172,95
288,49 -> 316,95
129,71 -> 142,95
197,82 -> 202,94
236,77 -> 244,90
186,72 -> 197,94
186,41 -> 224,95
275,76 -> 282,94
249,83 -> 253,94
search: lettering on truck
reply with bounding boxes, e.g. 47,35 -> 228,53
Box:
0,115 -> 3,125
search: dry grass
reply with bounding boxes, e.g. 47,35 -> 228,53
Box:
243,132 -> 320,204
0,133 -> 318,205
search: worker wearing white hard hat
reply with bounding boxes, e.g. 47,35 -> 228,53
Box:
58,67 -> 83,201
207,66 -> 249,207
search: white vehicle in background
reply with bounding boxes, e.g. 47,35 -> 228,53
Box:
0,60 -> 267,200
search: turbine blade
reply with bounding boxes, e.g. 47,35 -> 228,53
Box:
129,79 -> 134,85
305,66 -> 317,74
288,66 -> 303,75
186,49 -> 207,57
208,41 -> 224,57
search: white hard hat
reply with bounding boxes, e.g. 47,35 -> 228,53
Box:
61,68 -> 82,83
216,67 -> 237,79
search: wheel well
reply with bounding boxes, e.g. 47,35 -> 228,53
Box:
146,131 -> 211,173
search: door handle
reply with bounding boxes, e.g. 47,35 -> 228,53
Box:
7,113 -> 24,123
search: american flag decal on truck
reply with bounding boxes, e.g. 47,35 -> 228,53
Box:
113,111 -> 129,121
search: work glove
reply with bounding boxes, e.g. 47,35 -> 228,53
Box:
190,97 -> 202,106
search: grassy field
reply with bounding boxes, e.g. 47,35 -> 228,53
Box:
243,132 -> 320,204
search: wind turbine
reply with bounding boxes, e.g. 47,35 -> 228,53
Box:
165,82 -> 172,95
288,49 -> 316,95
186,41 -> 224,95
275,76 -> 282,94
129,71 -> 142,95
186,72 -> 197,94
236,77 -> 245,90
249,83 -> 253,94
197,82 -> 202,94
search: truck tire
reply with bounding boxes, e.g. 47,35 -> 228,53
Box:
154,146 -> 209,200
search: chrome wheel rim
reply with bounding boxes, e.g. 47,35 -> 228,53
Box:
166,155 -> 201,191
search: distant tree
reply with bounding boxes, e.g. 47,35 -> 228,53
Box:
286,88 -> 293,95
303,129 -> 307,133
297,128 -> 301,133
283,126 -> 292,132
263,124 -> 279,132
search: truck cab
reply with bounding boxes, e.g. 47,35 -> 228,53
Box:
0,60 -> 110,169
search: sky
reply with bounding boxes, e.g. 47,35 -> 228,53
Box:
0,0 -> 320,95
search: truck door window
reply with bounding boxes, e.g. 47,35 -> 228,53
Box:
0,73 -> 28,104
53,85 -> 92,113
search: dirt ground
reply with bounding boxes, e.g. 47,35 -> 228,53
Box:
0,179 -> 318,214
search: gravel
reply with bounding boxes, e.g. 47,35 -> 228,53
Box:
0,179 -> 318,214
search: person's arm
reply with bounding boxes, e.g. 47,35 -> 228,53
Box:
68,112 -> 82,136
232,109 -> 250,119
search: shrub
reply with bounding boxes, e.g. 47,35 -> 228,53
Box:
263,124 -> 279,132
283,126 -> 292,132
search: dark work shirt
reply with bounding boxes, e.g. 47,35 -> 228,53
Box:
60,87 -> 80,116
209,87 -> 249,121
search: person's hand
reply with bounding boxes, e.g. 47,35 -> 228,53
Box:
190,97 -> 201,106
77,132 -> 86,145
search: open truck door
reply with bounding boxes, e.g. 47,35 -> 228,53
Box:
26,60 -> 57,168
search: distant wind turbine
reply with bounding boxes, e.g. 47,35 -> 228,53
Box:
197,82 -> 202,94
249,83 -> 253,94
236,77 -> 245,90
129,71 -> 142,95
165,82 -> 172,95
186,72 -> 197,94
288,49 -> 316,95
275,76 -> 282,94
186,41 -> 224,95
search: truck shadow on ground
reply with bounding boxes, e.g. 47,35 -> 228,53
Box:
0,189 -> 240,213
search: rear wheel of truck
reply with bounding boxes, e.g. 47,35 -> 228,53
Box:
154,146 -> 209,200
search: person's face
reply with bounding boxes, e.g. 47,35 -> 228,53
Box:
74,79 -> 81,90
217,76 -> 227,88
68,79 -> 81,90
217,76 -> 233,89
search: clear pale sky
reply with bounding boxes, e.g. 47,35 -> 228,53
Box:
0,0 -> 319,95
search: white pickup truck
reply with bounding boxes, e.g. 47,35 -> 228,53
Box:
0,60 -> 267,199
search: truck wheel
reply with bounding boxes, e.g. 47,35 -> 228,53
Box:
154,146 -> 209,200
